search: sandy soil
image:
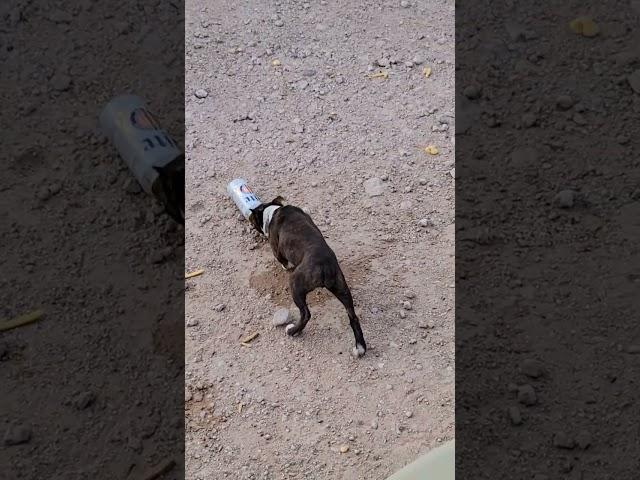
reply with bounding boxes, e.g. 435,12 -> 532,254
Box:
185,1 -> 454,479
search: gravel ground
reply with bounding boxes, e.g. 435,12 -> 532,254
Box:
456,1 -> 640,477
1,1 -> 184,478
185,1 -> 454,479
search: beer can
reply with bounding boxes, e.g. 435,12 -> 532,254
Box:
99,94 -> 184,224
227,179 -> 262,219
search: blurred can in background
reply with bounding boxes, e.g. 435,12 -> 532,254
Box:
100,94 -> 184,224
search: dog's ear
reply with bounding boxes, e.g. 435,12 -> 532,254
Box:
271,196 -> 286,206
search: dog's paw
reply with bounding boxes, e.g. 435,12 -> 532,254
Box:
351,344 -> 366,358
285,323 -> 297,336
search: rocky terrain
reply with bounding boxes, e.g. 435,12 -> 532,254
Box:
185,0 -> 454,478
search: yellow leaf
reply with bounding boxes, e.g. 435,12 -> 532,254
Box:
366,70 -> 389,79
422,66 -> 432,78
424,145 -> 439,155
569,17 -> 599,37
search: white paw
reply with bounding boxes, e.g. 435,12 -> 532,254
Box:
281,264 -> 287,271
351,344 -> 366,358
285,323 -> 296,335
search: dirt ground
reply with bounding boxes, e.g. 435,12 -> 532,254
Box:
185,1 -> 454,479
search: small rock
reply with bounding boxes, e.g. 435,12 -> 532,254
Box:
554,190 -> 575,209
3,424 -> 31,446
75,391 -> 95,410
273,308 -> 290,327
264,433 -> 272,440
628,70 -> 640,94
575,431 -> 592,449
405,411 -> 413,418
412,56 -> 424,65
418,218 -> 431,228
404,292 -> 415,299
520,359 -> 543,378
418,178 -> 428,185
186,318 -> 199,327
371,420 -> 378,429
377,58 -> 390,67
149,247 -> 172,264
214,303 -> 226,312
553,432 -> 575,449
402,301 -> 412,311
363,177 -> 385,197
274,19 -> 284,27
556,95 -> 575,110
399,310 -> 407,319
400,0 -> 410,7
517,384 -> 537,406
51,73 -> 71,92
339,444 -> 349,453
463,85 -> 481,99
302,69 -> 316,77
508,406 -> 522,425
194,89 -> 209,99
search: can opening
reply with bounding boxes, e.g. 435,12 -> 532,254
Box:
151,154 -> 185,225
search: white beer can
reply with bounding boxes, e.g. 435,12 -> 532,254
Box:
227,179 -> 262,219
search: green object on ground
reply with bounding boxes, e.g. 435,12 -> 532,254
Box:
385,440 -> 454,480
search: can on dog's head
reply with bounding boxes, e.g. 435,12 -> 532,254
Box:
227,179 -> 261,219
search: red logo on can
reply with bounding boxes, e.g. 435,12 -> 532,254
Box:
130,108 -> 161,130
240,184 -> 254,194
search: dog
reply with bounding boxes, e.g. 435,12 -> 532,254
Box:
249,197 -> 366,358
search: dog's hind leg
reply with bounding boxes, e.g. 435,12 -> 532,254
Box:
327,273 -> 367,358
286,270 -> 312,337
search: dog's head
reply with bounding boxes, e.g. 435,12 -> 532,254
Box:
249,196 -> 286,235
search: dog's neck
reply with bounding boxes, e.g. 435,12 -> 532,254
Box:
262,205 -> 281,237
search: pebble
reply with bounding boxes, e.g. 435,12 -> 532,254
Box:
463,85 -> 481,99
556,95 -> 575,110
418,218 -> 431,228
371,420 -> 378,429
628,70 -> 640,94
412,56 -> 424,65
418,178 -> 428,185
363,177 -> 385,197
3,424 -> 31,446
404,292 -> 415,299
264,434 -> 272,440
273,308 -> 290,327
517,385 -> 537,406
194,89 -> 209,99
339,444 -> 349,453
399,310 -> 407,319
377,58 -> 390,68
402,301 -> 412,311
400,0 -> 410,7
187,318 -> 199,327
405,411 -> 413,418
520,359 -> 543,378
554,190 -> 575,209
553,432 -> 575,449
274,19 -> 284,27
51,73 -> 71,92
575,431 -> 592,449
75,391 -> 96,410
508,406 -> 522,425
